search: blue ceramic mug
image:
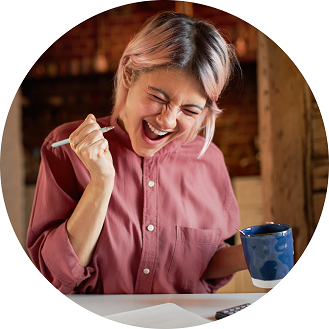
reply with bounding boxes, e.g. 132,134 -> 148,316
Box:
240,224 -> 294,288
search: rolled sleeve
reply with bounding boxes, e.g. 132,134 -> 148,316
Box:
41,220 -> 95,288
201,275 -> 235,293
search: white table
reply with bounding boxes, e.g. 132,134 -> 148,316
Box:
67,293 -> 265,321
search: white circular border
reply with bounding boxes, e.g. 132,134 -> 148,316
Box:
1,1 -> 328,329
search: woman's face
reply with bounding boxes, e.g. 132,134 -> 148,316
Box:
118,67 -> 207,157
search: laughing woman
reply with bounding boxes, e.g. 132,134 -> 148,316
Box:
27,11 -> 247,294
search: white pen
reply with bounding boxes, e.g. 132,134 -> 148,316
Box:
51,126 -> 116,148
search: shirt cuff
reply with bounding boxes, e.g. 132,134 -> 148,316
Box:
41,220 -> 95,287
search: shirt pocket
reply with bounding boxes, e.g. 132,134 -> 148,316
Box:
167,226 -> 221,293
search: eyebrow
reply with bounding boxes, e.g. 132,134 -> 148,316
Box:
148,86 -> 204,111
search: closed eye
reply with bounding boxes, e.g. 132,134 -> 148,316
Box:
151,94 -> 166,103
183,108 -> 200,116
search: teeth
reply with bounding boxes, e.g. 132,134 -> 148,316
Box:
147,122 -> 168,136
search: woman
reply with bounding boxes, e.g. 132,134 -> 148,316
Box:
27,11 -> 247,294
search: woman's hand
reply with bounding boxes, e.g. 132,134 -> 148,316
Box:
204,223 -> 275,279
69,114 -> 115,184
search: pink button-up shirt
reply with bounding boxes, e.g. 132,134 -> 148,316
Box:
27,116 -> 240,294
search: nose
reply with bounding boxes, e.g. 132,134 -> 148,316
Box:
156,106 -> 177,131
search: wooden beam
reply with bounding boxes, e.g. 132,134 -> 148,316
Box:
175,1 -> 194,17
257,31 -> 310,261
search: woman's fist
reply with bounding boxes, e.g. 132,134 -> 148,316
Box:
69,114 -> 115,182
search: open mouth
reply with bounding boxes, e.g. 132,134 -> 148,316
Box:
142,120 -> 170,141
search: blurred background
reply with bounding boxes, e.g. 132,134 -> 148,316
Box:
1,1 -> 328,293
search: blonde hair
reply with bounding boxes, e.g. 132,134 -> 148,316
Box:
112,11 -> 238,158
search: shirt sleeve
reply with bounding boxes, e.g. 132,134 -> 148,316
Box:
26,137 -> 95,294
201,197 -> 240,293
200,144 -> 241,293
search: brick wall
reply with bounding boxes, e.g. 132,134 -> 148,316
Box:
21,1 -> 259,183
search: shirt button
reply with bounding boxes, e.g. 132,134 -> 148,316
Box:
143,268 -> 150,275
148,181 -> 155,187
147,224 -> 155,232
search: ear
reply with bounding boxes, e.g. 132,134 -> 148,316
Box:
123,65 -> 134,89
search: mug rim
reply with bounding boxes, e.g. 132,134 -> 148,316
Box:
240,223 -> 292,237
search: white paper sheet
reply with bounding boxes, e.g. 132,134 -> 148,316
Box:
105,303 -> 212,328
